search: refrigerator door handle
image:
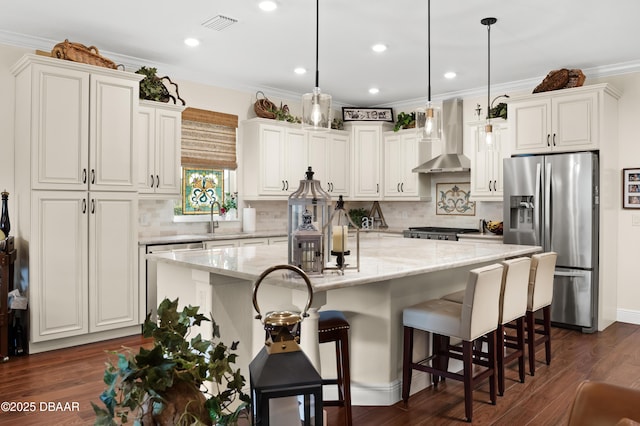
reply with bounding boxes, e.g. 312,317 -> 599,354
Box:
554,269 -> 589,277
544,161 -> 552,251
534,163 -> 542,247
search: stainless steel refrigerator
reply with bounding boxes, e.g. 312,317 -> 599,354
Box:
503,152 -> 599,333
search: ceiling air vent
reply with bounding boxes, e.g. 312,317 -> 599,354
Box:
202,15 -> 238,31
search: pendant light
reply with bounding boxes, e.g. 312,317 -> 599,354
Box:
481,17 -> 497,149
302,0 -> 331,131
416,0 -> 442,141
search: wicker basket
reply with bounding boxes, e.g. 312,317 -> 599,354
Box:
51,39 -> 117,69
533,68 -> 586,93
254,91 -> 277,119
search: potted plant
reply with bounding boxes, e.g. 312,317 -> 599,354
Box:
92,298 -> 250,425
393,111 -> 416,131
221,192 -> 238,220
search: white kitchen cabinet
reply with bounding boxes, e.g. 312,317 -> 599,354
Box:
382,129 -> 432,200
509,84 -> 621,155
138,101 -> 184,197
308,130 -> 350,196
204,240 -> 238,249
469,119 -> 508,201
12,57 -> 139,191
12,54 -> 142,351
29,191 -> 138,342
242,118 -> 309,199
347,122 -> 392,200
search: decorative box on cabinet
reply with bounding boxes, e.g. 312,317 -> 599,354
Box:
469,119 -> 508,201
138,100 -> 185,197
11,54 -> 142,352
347,122 -> 392,200
383,128 -> 432,200
509,84 -> 621,155
308,130 -> 350,196
241,118 -> 309,199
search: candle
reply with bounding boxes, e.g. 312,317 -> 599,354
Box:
332,225 -> 349,252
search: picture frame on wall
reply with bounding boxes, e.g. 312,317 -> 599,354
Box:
342,107 -> 394,122
623,168 -> 640,209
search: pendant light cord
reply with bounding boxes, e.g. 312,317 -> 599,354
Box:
486,21 -> 491,119
315,0 -> 319,88
427,0 -> 431,102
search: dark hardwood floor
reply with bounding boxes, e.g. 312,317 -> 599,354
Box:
1,321 -> 639,425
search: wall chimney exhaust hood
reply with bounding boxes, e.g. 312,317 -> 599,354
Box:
412,98 -> 470,173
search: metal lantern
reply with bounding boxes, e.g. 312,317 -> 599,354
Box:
250,264 -> 323,426
323,195 -> 360,274
288,167 -> 331,275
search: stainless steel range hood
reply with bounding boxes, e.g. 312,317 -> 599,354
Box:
412,98 -> 470,173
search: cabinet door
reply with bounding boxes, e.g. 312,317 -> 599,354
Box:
89,192 -> 138,332
258,125 -> 287,195
205,240 -> 238,249
510,99 -> 551,154
90,74 -> 138,191
154,108 -> 182,195
308,133 -> 329,187
552,91 -> 598,151
352,125 -> 382,199
30,191 -> 89,342
326,133 -> 350,196
284,128 -> 309,192
137,106 -> 155,192
31,64 -> 89,190
383,134 -> 404,197
470,122 -> 507,201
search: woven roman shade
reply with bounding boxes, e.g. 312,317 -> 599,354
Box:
181,107 -> 238,169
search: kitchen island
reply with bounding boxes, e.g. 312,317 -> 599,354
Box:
148,233 -> 540,405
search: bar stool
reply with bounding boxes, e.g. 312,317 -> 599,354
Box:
441,257 -> 531,396
318,310 -> 352,426
402,263 -> 504,422
526,252 -> 557,376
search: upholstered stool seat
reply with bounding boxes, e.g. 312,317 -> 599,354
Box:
318,310 -> 352,426
402,263 -> 505,422
525,252 -> 557,376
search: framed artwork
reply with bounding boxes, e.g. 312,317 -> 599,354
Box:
182,168 -> 224,214
342,107 -> 394,122
623,168 -> 640,209
436,182 -> 476,216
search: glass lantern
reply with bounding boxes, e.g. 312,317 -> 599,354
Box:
288,167 -> 331,275
323,195 -> 360,274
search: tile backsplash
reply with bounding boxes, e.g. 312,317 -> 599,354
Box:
138,197 -> 503,236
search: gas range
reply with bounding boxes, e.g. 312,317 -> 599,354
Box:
402,226 -> 481,241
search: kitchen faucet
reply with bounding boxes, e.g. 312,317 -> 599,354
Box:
210,200 -> 220,233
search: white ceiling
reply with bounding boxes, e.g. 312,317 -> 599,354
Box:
2,0 -> 640,107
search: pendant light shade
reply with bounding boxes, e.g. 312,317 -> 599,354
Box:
417,0 -> 442,141
302,0 -> 332,131
482,17 -> 497,149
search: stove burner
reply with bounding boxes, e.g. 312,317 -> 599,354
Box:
402,226 -> 480,241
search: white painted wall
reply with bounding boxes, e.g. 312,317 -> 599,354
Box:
1,42 -> 639,324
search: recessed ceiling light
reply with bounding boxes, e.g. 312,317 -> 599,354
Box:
184,38 -> 200,47
294,67 -> 307,75
259,1 -> 277,12
444,71 -> 457,79
369,88 -> 380,94
372,44 -> 387,53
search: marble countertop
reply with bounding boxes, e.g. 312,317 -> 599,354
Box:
148,233 -> 541,292
457,233 -> 503,241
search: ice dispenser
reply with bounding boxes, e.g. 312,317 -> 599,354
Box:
509,196 -> 534,230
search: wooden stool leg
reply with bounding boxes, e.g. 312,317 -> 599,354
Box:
334,339 -> 344,402
497,324 -> 505,396
339,329 -> 352,426
488,330 -> 497,405
516,317 -> 526,383
463,340 -> 474,422
402,326 -> 414,405
526,310 -> 536,376
543,305 -> 552,365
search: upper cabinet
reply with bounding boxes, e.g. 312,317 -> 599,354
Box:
383,128 -> 432,200
509,84 -> 621,155
12,55 -> 141,192
469,119 -> 508,201
242,118 -> 309,199
308,130 -> 350,196
348,122 -> 392,200
138,101 -> 184,197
